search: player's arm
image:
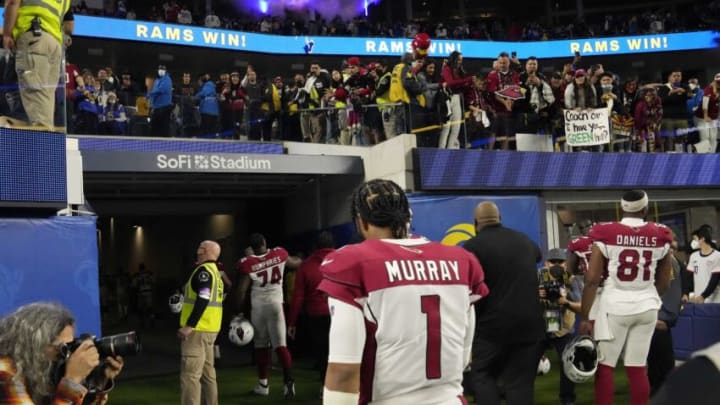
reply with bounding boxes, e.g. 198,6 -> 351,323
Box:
698,273 -> 720,303
655,252 -> 673,297
580,244 -> 606,333
178,267 -> 212,338
463,305 -> 476,368
286,255 -> 302,269
324,297 -> 365,405
234,273 -> 251,314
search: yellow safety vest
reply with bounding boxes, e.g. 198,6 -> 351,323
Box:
180,262 -> 223,332
375,72 -> 392,105
13,0 -> 70,44
262,84 -> 281,112
389,63 -> 426,107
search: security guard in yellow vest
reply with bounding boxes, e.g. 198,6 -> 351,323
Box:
178,240 -> 224,405
3,0 -> 70,129
382,53 -> 425,138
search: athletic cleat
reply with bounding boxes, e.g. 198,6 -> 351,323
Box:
283,380 -> 296,399
253,383 -> 269,396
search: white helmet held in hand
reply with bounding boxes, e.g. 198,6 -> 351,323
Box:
168,293 -> 183,314
562,335 -> 598,383
537,356 -> 551,375
229,315 -> 254,346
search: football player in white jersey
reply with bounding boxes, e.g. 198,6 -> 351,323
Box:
580,190 -> 673,405
319,179 -> 489,405
236,233 -> 300,398
684,226 -> 720,304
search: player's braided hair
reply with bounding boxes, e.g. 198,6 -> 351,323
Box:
351,179 -> 411,239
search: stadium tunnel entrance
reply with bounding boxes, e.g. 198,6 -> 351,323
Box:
74,138 -> 364,334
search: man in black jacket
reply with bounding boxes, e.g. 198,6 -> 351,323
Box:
463,201 -> 544,405
657,70 -> 688,152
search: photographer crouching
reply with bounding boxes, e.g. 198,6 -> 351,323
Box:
537,249 -> 583,405
0,302 -> 125,404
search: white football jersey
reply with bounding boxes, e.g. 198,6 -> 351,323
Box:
590,218 -> 672,316
687,250 -> 720,303
237,247 -> 289,306
319,238 -> 488,405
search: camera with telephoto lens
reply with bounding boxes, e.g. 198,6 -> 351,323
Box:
66,331 -> 142,358
54,332 -> 140,403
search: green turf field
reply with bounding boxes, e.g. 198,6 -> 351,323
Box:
109,354 -> 630,405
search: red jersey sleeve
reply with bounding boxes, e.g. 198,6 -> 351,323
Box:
588,224 -> 610,258
441,65 -> 473,92
237,257 -> 250,275
465,249 -> 489,303
274,247 -> 289,262
318,247 -> 366,310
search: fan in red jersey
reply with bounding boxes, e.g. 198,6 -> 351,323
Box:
580,190 -> 673,405
319,179 -> 488,405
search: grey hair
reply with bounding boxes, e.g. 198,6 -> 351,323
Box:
0,302 -> 75,403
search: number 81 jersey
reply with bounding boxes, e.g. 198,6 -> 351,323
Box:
589,218 -> 672,315
238,247 -> 289,305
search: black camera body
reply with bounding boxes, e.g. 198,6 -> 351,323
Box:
541,279 -> 564,303
66,331 -> 142,358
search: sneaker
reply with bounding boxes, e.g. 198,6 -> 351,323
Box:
283,380 -> 296,399
253,383 -> 269,396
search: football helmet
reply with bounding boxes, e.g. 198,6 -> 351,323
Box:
537,356 -> 551,375
562,335 -> 598,383
411,33 -> 431,59
168,293 -> 183,314
228,315 -> 254,346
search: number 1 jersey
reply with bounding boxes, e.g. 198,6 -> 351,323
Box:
318,238 -> 489,405
237,247 -> 289,306
590,218 -> 672,316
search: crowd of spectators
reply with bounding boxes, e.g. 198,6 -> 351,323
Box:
73,0 -> 718,42
48,1 -> 720,152
61,47 -> 720,153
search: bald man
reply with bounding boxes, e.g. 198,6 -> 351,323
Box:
463,202 -> 544,405
178,240 -> 224,405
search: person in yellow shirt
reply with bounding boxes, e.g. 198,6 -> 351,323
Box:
3,0 -> 71,129
178,240 -> 224,405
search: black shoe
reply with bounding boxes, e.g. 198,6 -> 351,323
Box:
283,379 -> 295,399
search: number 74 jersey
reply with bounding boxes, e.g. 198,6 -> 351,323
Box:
589,219 -> 672,316
237,247 -> 289,305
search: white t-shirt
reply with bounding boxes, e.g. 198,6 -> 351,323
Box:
687,250 -> 720,303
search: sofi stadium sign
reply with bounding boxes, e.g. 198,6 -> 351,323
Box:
0,9 -> 715,58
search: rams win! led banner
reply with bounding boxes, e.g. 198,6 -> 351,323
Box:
0,9 -> 716,58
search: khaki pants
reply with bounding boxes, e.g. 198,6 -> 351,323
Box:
180,331 -> 218,405
15,31 -> 62,129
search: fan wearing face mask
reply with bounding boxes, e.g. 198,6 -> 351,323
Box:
537,248 -> 583,405
682,226 -> 720,304
146,64 -> 174,137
